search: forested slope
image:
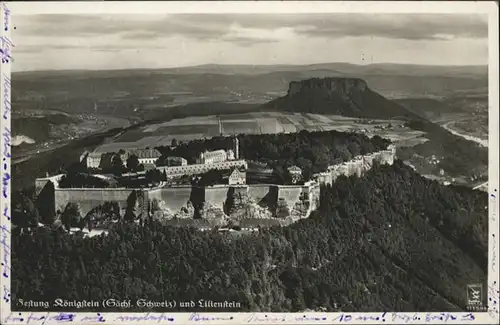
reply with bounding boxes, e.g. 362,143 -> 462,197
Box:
11,161 -> 487,312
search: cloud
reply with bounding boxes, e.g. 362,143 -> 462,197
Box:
294,14 -> 488,40
15,13 -> 488,45
220,24 -> 295,46
15,43 -> 169,53
15,14 -> 228,39
164,14 -> 488,41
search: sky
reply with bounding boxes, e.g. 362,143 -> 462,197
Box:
12,13 -> 489,71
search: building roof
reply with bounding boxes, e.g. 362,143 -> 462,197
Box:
88,152 -> 103,158
128,148 -> 161,159
288,165 -> 302,172
166,156 -> 187,161
203,149 -> 227,157
143,163 -> 156,170
230,167 -> 246,176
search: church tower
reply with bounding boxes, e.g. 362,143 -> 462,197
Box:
234,136 -> 239,160
218,116 -> 223,136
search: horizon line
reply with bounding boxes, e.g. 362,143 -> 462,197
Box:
12,61 -> 488,74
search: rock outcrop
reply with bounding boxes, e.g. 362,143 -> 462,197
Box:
199,202 -> 227,226
265,77 -> 422,120
288,78 -> 368,97
175,201 -> 195,219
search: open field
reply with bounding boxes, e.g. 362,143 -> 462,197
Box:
94,112 -> 425,153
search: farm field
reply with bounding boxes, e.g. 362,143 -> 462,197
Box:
94,112 -> 425,153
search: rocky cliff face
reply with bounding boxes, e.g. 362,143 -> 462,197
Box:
288,78 -> 368,97
151,199 -> 194,220
199,202 -> 227,226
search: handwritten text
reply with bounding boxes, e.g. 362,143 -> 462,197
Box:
2,2 -> 11,31
1,224 -> 10,278
3,74 -> 10,119
0,36 -> 14,63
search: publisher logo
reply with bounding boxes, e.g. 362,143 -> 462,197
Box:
465,284 -> 487,312
467,284 -> 482,306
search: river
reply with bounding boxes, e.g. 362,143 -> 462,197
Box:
442,121 -> 488,147
441,121 -> 488,191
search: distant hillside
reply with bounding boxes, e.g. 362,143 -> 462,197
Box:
16,63 -> 487,78
393,98 -> 460,121
263,77 -> 423,121
12,63 -> 487,120
12,114 -> 80,143
262,77 -> 488,180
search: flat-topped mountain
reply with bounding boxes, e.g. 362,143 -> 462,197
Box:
287,77 -> 368,96
265,77 -> 424,120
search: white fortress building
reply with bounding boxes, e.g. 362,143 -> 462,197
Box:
123,148 -> 162,165
197,149 -> 228,164
158,160 -> 248,178
161,137 -> 243,177
86,152 -> 104,169
196,137 -> 240,164
84,148 -> 162,169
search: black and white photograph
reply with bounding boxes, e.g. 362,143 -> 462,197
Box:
1,0 -> 498,318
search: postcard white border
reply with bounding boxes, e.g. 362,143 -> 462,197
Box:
1,1 -> 499,324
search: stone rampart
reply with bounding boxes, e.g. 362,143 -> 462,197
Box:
204,186 -> 233,212
35,174 -> 64,196
247,184 -> 273,205
38,145 -> 396,226
148,187 -> 193,216
54,188 -> 147,217
313,145 -> 396,186
277,186 -> 303,212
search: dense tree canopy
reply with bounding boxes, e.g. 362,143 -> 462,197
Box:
12,161 -> 487,312
126,154 -> 140,172
58,173 -> 110,189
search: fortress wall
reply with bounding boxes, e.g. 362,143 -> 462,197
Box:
277,186 -> 303,210
371,150 -> 394,165
46,147 -> 395,226
35,180 -> 50,197
338,165 -> 349,177
345,162 -> 355,176
35,175 -> 64,196
204,186 -> 231,210
247,185 -> 273,204
354,160 -> 364,177
381,150 -> 395,165
150,187 -> 193,213
363,155 -> 374,169
313,145 -> 395,188
309,184 -> 321,211
231,186 -> 249,203
372,151 -> 383,164
54,188 -> 141,217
